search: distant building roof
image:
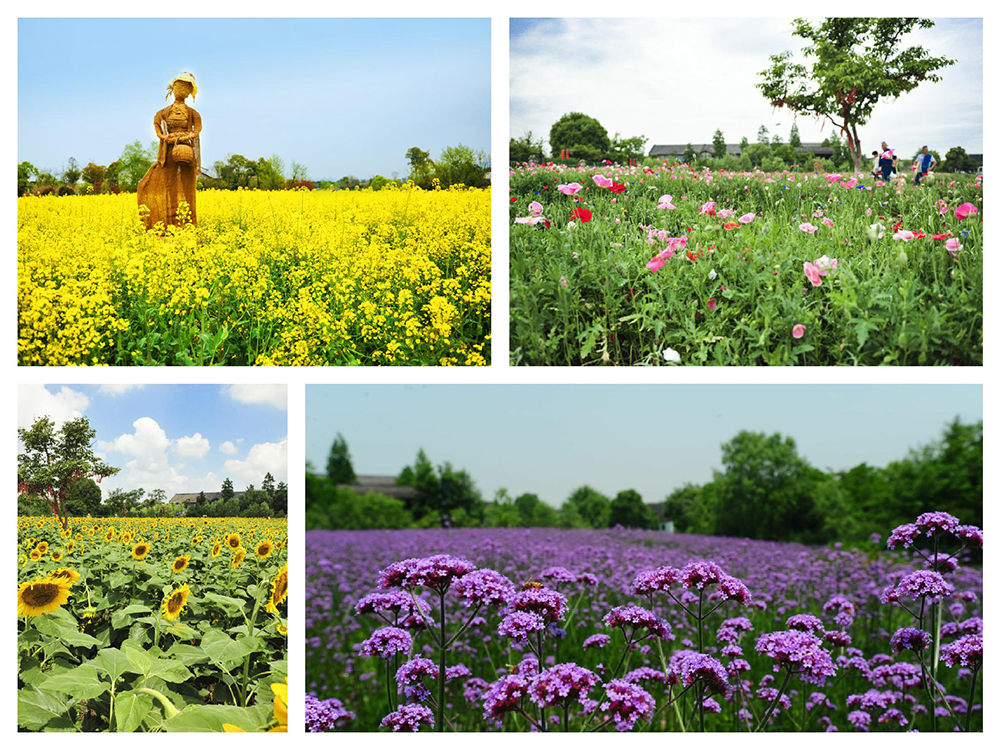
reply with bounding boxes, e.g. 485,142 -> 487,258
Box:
169,491 -> 245,505
339,474 -> 415,500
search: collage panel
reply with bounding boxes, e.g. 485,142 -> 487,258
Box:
17,384 -> 288,732
509,18 -> 983,366
17,17 -> 491,367
303,384 -> 982,732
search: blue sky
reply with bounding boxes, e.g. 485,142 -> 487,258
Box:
306,385 -> 982,506
511,18 -> 982,159
19,384 -> 287,498
18,18 -> 490,180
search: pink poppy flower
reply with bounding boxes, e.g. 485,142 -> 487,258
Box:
557,182 -> 583,196
955,202 -> 978,220
813,255 -> 838,275
799,222 -> 818,234
825,174 -> 842,182
937,200 -> 948,214
707,298 -> 717,312
560,276 -> 568,287
699,201 -> 717,215
528,201 -> 543,216
893,230 -> 915,241
822,217 -> 834,228
657,194 -> 676,210
945,237 -> 963,257
842,179 -> 857,189
803,261 -> 823,287
593,175 -> 614,189
792,324 -> 806,339
739,213 -> 755,224
646,250 -> 674,272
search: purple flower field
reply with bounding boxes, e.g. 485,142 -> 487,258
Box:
305,514 -> 982,732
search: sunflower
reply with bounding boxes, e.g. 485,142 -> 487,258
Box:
50,567 -> 81,586
132,542 -> 150,560
74,533 -> 83,541
275,622 -> 288,635
231,548 -> 246,569
104,529 -> 115,542
255,539 -> 274,559
18,555 -> 27,567
270,678 -> 288,731
50,549 -> 64,562
161,584 -> 190,621
171,555 -> 190,574
210,542 -> 221,558
35,541 -> 49,555
60,528 -> 72,539
226,533 -> 242,551
25,537 -> 35,548
29,549 -> 41,562
18,577 -> 72,617
66,540 -> 75,553
266,565 -> 288,614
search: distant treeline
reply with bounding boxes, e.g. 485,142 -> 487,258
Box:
18,143 -> 489,196
306,419 -> 981,545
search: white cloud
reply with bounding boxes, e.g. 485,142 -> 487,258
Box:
225,385 -> 287,411
224,437 -> 288,484
510,18 -> 983,160
18,385 -> 90,430
175,432 -> 210,459
97,417 -> 188,495
98,384 -> 145,396
220,440 -> 238,456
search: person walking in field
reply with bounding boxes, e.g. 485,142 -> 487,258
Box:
913,146 -> 937,185
870,150 -> 881,181
878,142 -> 895,182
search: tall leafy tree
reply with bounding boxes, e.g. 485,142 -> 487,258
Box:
712,129 -> 727,159
564,485 -> 611,528
549,112 -> 611,159
63,157 -> 81,186
789,122 -> 802,148
18,161 -> 37,196
609,489 -> 656,529
118,140 -> 157,191
326,433 -> 356,485
758,18 -> 954,172
18,416 -> 119,530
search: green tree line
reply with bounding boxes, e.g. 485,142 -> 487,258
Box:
306,419 -> 981,544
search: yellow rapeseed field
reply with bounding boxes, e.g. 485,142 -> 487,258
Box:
18,185 -> 491,366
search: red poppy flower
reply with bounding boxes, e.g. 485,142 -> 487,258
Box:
510,197 -> 517,203
932,232 -> 953,241
724,222 -> 740,230
570,208 -> 592,223
610,182 -> 627,194
891,220 -> 903,233
911,231 -> 926,239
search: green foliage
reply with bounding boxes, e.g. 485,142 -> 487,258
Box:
758,18 -> 954,170
941,146 -> 973,174
434,144 -> 490,188
18,161 -> 38,197
118,141 -> 157,192
564,486 -> 611,529
510,131 -> 545,163
789,122 -> 802,148
712,130 -> 726,159
550,112 -> 611,157
326,433 -> 356,485
608,133 -> 648,163
609,489 -> 656,529
305,474 -> 413,530
63,157 -> 81,186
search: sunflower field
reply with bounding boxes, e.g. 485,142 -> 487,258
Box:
18,184 -> 491,366
17,516 -> 288,732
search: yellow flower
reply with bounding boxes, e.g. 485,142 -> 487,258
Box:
50,567 -> 81,586
231,547 -> 246,568
18,577 -> 72,617
210,542 -> 221,558
226,533 -> 242,551
132,542 -> 151,560
35,541 -> 49,555
161,584 -> 190,621
254,539 -> 274,559
171,554 -> 190,574
266,565 -> 288,614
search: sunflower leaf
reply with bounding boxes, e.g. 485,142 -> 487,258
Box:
17,686 -> 74,731
200,629 -> 263,666
115,690 -> 154,733
40,664 -> 109,700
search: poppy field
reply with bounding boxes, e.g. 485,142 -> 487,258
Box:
509,165 -> 982,366
17,185 -> 491,366
17,516 -> 288,732
305,512 -> 982,732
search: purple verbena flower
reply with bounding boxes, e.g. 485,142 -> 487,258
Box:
360,627 -> 412,659
453,568 -> 516,608
529,663 -> 600,708
380,703 -> 434,731
890,627 -> 931,654
600,679 -> 655,731
603,605 -> 672,640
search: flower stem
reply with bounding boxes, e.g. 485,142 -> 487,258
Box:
755,668 -> 791,732
437,591 -> 446,732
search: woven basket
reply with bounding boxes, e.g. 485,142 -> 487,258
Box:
172,143 -> 194,165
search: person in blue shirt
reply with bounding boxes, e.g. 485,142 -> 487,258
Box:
913,146 -> 937,185
878,141 -> 895,182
